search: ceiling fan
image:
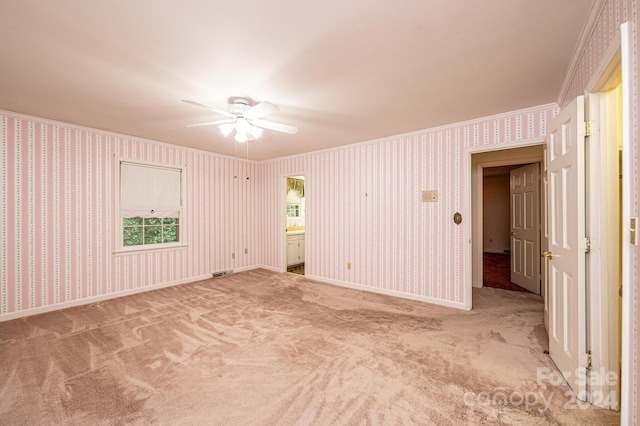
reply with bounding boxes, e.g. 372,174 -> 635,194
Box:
183,98 -> 298,143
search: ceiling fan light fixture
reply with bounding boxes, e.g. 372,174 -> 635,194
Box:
250,126 -> 263,139
235,130 -> 249,143
232,117 -> 256,143
219,123 -> 235,137
235,117 -> 251,133
185,98 -> 298,144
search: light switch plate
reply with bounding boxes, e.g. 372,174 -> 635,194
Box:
422,190 -> 438,202
631,217 -> 638,246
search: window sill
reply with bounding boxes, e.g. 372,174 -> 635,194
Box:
114,244 -> 188,256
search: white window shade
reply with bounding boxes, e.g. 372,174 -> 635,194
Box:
120,162 -> 182,218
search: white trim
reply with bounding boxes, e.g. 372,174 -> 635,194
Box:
262,104 -> 557,164
1,104 -> 558,167
305,275 -> 467,311
585,88 -> 622,410
0,109 -> 260,163
0,264 -> 282,322
282,172 -> 307,273
114,244 -> 189,256
231,265 -> 262,273
557,0 -> 607,106
583,30 -> 624,410
2,105 -> 556,166
0,273 -> 212,322
253,264 -> 281,273
619,22 -> 633,426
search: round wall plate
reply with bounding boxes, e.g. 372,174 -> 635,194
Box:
453,212 -> 462,225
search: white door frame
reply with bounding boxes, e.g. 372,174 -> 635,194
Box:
282,172 -> 307,273
617,23 -> 634,425
583,22 -> 631,414
464,138 -> 544,308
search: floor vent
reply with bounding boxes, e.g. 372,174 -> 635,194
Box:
211,270 -> 233,278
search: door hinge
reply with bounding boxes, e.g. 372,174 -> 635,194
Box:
585,236 -> 591,253
584,351 -> 593,370
585,121 -> 591,137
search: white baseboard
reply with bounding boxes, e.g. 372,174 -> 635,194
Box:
248,264 -> 282,273
1,266 -> 469,322
305,274 -> 468,311
0,263 -> 289,322
0,273 -> 214,322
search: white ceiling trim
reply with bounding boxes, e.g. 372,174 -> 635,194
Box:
557,0 -> 608,105
0,108 -> 260,164
4,99 -> 558,166
264,103 -> 559,164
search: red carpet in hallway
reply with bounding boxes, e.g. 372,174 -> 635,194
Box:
483,252 -> 533,294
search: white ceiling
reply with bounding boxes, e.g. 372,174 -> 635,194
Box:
0,1 -> 595,160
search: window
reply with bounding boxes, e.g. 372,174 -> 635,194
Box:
122,217 -> 179,246
119,161 -> 183,250
286,203 -> 300,218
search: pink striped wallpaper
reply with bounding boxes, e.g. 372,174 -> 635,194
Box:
560,0 -> 629,108
0,106 -> 554,317
260,106 -> 555,308
0,113 -> 260,318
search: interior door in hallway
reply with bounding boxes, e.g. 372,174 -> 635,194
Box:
546,95 -> 586,399
510,163 -> 540,294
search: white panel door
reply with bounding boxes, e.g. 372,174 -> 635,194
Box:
510,163 -> 540,294
546,96 -> 586,399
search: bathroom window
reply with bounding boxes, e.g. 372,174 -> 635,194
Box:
286,203 -> 300,218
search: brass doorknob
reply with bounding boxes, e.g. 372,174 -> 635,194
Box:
541,251 -> 553,259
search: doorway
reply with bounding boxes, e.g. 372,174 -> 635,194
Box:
470,145 -> 544,294
583,53 -> 624,411
482,162 -> 540,294
285,175 -> 306,275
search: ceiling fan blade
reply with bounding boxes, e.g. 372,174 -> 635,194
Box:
182,99 -> 235,118
243,101 -> 279,120
251,119 -> 299,135
187,119 -> 236,128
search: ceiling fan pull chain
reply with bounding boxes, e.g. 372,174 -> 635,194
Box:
246,139 -> 250,180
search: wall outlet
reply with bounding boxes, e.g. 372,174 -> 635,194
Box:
231,252 -> 235,259
347,262 -> 352,270
244,248 -> 248,254
422,190 -> 438,202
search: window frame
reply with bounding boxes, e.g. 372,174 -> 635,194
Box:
115,158 -> 186,253
286,203 -> 300,218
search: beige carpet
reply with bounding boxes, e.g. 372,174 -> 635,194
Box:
0,269 -> 619,425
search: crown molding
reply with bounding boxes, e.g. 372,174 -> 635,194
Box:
557,0 -> 607,106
